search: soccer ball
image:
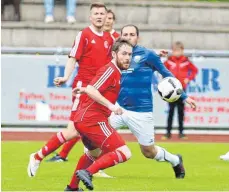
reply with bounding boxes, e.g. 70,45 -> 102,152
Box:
157,77 -> 183,103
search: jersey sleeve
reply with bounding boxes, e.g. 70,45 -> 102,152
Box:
89,65 -> 115,93
146,50 -> 174,77
147,50 -> 188,100
69,31 -> 86,60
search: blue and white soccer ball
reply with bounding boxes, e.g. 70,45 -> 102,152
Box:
157,77 -> 183,103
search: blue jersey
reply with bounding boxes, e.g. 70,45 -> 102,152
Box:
118,45 -> 187,112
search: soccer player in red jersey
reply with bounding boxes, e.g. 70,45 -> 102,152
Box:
66,39 -> 133,191
27,2 -> 115,177
47,9 -> 120,165
103,9 -> 120,39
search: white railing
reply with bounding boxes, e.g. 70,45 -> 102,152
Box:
2,46 -> 229,57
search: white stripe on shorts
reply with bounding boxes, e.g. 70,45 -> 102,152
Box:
98,122 -> 111,137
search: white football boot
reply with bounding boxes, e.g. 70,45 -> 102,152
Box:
27,153 -> 41,177
220,152 -> 229,161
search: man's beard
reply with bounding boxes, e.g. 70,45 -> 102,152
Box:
117,61 -> 128,70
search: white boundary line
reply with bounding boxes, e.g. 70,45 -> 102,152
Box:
1,128 -> 229,135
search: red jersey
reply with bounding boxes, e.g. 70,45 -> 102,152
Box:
110,29 -> 120,40
164,55 -> 198,89
74,61 -> 121,124
69,26 -> 114,87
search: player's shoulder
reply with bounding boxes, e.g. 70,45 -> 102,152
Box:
136,45 -> 157,58
99,62 -> 120,75
74,27 -> 90,39
80,27 -> 91,36
103,31 -> 114,41
113,31 -> 120,36
111,30 -> 120,39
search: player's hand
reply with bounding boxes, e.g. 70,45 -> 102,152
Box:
72,87 -> 85,96
53,77 -> 68,87
159,50 -> 168,57
108,104 -> 123,115
185,97 -> 196,110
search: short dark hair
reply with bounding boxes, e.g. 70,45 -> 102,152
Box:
172,41 -> 184,49
121,24 -> 139,36
112,38 -> 133,53
107,9 -> 116,21
90,2 -> 107,11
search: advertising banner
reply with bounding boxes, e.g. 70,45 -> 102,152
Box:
2,55 -> 229,128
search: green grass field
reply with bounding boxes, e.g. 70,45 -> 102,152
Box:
2,141 -> 229,191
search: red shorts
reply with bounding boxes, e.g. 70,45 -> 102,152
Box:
74,121 -> 125,152
70,80 -> 87,121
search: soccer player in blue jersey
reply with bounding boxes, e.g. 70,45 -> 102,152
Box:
109,25 -> 197,179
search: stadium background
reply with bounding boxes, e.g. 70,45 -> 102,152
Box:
1,0 -> 229,191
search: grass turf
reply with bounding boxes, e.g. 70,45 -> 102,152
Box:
2,141 -> 229,191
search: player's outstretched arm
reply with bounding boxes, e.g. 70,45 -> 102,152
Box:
147,50 -> 173,78
84,85 -> 123,115
54,57 -> 77,87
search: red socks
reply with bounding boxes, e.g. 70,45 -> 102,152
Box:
69,153 -> 94,189
34,132 -> 66,161
59,137 -> 81,159
86,150 -> 127,174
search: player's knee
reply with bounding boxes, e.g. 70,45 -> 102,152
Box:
88,148 -> 101,158
116,145 -> 132,160
142,150 -> 153,158
141,147 -> 156,159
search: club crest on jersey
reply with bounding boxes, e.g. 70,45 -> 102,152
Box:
104,41 -> 109,48
134,55 -> 141,63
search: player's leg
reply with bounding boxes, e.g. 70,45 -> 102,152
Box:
85,133 -> 131,174
67,147 -> 101,190
177,99 -> 186,139
139,144 -> 185,178
83,147 -> 113,178
77,145 -> 131,190
46,137 -> 81,162
27,121 -> 79,177
47,93 -> 82,162
87,111 -> 129,178
74,121 -> 131,190
165,102 -> 176,139
82,108 -> 127,179
126,110 -> 185,178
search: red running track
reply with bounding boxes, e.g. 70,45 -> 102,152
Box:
1,131 -> 229,142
